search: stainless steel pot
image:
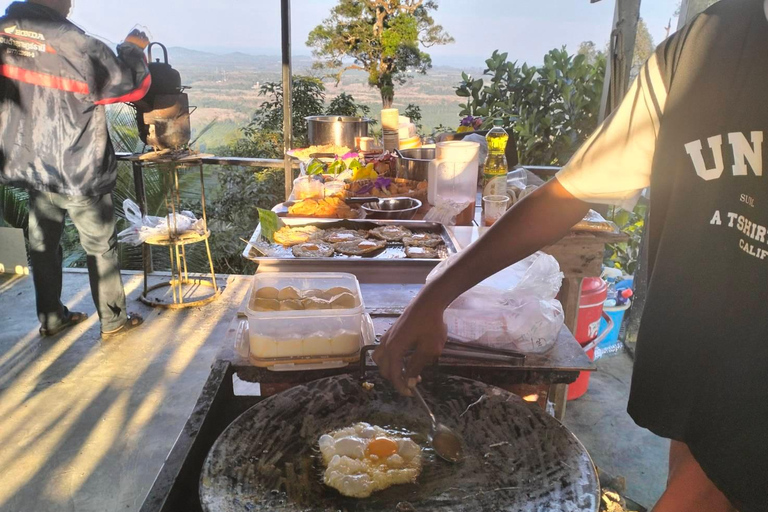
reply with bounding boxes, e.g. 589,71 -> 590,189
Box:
396,147 -> 434,181
305,116 -> 371,148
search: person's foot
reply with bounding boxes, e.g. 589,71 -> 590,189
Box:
39,311 -> 89,337
101,313 -> 144,340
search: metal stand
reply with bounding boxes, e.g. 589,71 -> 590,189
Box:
133,158 -> 220,309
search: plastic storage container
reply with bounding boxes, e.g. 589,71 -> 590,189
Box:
246,272 -> 366,367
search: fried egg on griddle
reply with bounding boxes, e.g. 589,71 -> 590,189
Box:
319,422 -> 422,499
334,238 -> 387,256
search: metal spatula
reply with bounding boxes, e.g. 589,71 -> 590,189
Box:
412,385 -> 464,463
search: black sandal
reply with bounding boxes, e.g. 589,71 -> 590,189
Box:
101,313 -> 144,339
39,311 -> 88,337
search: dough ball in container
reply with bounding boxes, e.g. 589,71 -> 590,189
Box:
278,286 -> 302,301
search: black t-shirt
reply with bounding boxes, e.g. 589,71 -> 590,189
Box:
559,1 -> 768,509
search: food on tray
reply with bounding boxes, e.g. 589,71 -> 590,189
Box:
319,422 -> 422,498
251,298 -> 280,311
273,226 -> 323,247
403,233 -> 443,248
324,286 -> 354,299
255,286 -> 280,300
322,228 -> 368,244
289,144 -> 352,161
279,299 -> 304,311
352,163 -> 378,182
292,242 -> 335,258
250,286 -> 359,312
347,177 -> 427,199
405,246 -> 438,259
288,198 -> 358,219
277,286 -> 302,300
331,292 -> 357,309
334,238 -> 387,256
369,225 -> 412,242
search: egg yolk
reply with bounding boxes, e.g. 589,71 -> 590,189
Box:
367,437 -> 399,459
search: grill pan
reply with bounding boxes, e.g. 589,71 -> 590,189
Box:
199,374 -> 599,512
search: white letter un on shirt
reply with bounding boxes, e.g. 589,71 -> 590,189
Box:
555,54 -> 667,211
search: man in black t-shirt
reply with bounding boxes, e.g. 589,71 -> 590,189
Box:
375,0 -> 768,510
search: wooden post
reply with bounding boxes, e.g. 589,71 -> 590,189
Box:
281,0 -> 293,201
598,0 -> 642,122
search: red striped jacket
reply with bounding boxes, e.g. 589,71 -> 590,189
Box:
0,1 -> 150,196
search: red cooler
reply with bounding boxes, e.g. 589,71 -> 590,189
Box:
568,277 -> 608,400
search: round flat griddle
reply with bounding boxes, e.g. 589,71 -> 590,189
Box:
200,374 -> 599,512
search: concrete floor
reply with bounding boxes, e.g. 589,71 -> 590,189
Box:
566,354 -> 669,508
0,270 -> 667,512
0,271 -> 251,512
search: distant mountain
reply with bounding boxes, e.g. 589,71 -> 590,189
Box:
165,47 -> 314,72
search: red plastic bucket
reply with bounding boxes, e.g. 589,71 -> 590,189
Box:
568,278 -> 608,401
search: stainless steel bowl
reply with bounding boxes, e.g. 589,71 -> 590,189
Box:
361,197 -> 422,220
396,147 -> 434,181
305,116 -> 372,149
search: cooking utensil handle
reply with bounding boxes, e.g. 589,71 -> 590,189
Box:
580,311 -> 614,354
147,42 -> 169,64
345,197 -> 374,205
358,344 -> 378,378
412,386 -> 437,428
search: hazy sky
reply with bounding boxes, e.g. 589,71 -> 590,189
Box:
4,0 -> 680,66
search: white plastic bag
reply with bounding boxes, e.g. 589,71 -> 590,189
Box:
117,199 -> 206,246
427,252 -> 565,354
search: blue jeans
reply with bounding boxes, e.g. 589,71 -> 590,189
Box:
27,191 -> 127,332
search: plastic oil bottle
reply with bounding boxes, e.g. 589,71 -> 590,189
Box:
482,119 -> 509,217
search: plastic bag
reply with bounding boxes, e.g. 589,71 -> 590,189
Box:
427,252 -> 565,354
423,197 -> 471,226
117,199 -> 206,246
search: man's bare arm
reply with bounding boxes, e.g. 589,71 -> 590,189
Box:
373,178 -> 591,395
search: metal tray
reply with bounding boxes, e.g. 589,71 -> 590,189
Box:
242,219 -> 460,266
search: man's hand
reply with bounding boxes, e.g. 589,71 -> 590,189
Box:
373,294 -> 448,396
125,29 -> 150,50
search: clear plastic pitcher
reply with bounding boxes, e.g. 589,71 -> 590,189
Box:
428,141 -> 480,207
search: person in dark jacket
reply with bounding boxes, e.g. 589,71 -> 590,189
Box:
0,0 -> 151,337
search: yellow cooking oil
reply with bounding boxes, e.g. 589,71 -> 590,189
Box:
482,119 -> 509,199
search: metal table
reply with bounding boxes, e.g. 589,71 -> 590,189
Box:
219,279 -> 593,419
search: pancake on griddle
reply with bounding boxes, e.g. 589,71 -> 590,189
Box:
405,246 -> 438,259
334,238 -> 387,256
291,242 -> 335,258
403,232 -> 443,248
322,228 -> 368,244
273,226 -> 324,247
369,225 -> 412,242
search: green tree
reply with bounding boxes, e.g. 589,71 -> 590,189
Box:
577,41 -> 603,65
456,48 -> 606,165
307,0 -> 453,108
632,18 -> 655,74
250,75 -> 326,148
326,92 -> 373,119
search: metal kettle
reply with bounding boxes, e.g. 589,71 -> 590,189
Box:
146,42 -> 181,98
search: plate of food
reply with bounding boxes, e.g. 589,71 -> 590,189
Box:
199,373 -> 599,512
242,216 -> 460,264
